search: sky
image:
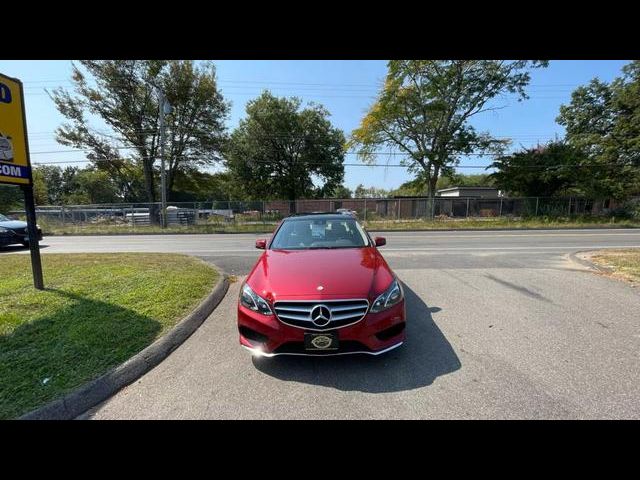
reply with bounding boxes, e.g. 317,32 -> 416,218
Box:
0,60 -> 631,191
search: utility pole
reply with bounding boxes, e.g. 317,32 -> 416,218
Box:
158,88 -> 168,228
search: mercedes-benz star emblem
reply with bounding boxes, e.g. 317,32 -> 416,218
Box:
310,304 -> 331,327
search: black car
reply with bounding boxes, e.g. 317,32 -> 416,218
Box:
0,213 -> 43,247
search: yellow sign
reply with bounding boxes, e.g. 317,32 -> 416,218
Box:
0,73 -> 32,185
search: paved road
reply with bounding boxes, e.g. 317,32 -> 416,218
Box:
5,229 -> 640,418
7,228 -> 640,275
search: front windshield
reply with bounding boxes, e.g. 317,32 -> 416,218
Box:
270,217 -> 370,250
0,214 -> 8,222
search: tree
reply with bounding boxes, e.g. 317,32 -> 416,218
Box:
170,169 -> 245,202
73,169 -> 121,204
489,141 -> 586,197
391,176 -> 426,196
31,169 -> 49,205
0,185 -> 22,212
329,184 -> 353,199
437,173 -> 494,189
349,60 -> 548,206
50,60 -> 229,221
34,165 -> 64,204
392,172 -> 494,196
557,61 -> 640,199
353,184 -> 391,198
31,164 -> 138,205
225,92 -> 345,205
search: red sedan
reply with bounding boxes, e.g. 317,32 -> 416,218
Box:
237,213 -> 406,357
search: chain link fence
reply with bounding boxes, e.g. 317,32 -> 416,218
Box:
6,196 -> 626,232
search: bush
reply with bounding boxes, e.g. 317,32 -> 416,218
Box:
609,199 -> 640,220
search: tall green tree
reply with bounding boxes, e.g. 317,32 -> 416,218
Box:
557,61 -> 640,199
349,60 -> 548,204
49,60 -> 229,221
489,141 -> 587,197
225,92 -> 345,204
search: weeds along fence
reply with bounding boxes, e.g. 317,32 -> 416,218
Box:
6,196 -> 623,231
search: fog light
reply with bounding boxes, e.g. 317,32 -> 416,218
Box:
239,326 -> 269,344
375,322 -> 406,341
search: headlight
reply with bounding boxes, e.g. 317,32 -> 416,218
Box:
0,227 -> 8,233
240,283 -> 273,315
370,279 -> 403,313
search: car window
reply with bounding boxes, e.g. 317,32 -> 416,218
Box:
0,214 -> 8,222
270,218 -> 370,250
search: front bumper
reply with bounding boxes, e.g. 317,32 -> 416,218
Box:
238,299 -> 406,357
242,341 -> 404,357
0,227 -> 43,246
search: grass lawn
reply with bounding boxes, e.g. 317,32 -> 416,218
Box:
589,249 -> 640,285
363,216 -> 640,231
41,222 -> 277,235
0,253 -> 218,419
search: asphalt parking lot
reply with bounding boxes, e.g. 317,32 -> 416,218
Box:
5,229 -> 640,419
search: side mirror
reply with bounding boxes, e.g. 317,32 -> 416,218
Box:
374,236 -> 386,247
255,239 -> 267,249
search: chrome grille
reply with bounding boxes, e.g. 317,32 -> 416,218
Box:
274,299 -> 369,331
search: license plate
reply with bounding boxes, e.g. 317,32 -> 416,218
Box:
304,332 -> 339,351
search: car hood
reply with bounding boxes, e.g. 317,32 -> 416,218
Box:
246,247 -> 395,301
0,220 -> 27,230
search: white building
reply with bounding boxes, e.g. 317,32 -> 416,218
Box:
436,186 -> 501,198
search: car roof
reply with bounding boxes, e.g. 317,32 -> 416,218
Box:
284,212 -> 355,221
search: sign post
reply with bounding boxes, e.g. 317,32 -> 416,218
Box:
1,72 -> 44,289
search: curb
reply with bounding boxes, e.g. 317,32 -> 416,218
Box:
45,230 -> 274,236
367,225 -> 640,233
19,267 -> 230,420
568,250 -> 615,273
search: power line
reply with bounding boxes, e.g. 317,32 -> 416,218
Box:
20,79 -> 581,87
29,157 -> 631,170
22,79 -> 579,99
30,129 -> 563,138
20,77 -> 584,88
25,146 -> 526,158
26,128 -> 562,139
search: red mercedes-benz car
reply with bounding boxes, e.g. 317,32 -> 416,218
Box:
237,213 -> 406,357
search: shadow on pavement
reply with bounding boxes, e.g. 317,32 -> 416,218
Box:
251,284 -> 461,393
